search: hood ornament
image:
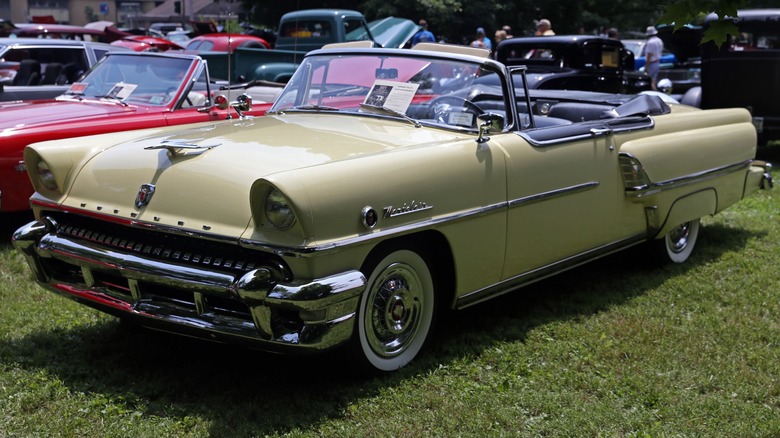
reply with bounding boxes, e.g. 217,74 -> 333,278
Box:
145,139 -> 221,157
135,184 -> 156,209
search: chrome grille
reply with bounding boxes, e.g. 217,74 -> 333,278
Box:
47,212 -> 289,278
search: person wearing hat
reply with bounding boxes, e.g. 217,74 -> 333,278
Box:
645,25 -> 664,90
470,27 -> 492,51
535,19 -> 555,36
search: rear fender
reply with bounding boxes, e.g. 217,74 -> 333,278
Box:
648,189 -> 716,239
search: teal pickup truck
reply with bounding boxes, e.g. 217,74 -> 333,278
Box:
202,9 -> 420,83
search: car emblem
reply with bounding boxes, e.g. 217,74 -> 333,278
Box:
135,184 -> 156,208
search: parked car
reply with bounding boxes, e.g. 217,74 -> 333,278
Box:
0,38 -> 131,101
12,42 -> 772,372
621,38 -> 676,70
0,21 -> 131,42
111,35 -> 184,52
696,9 -> 780,145
0,51 -> 274,213
494,35 -> 651,93
184,34 -> 272,52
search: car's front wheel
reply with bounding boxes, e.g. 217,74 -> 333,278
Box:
356,249 -> 435,372
655,218 -> 701,263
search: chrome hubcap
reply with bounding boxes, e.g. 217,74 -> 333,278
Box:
668,221 -> 692,253
366,264 -> 423,358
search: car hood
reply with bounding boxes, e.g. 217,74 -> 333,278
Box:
368,17 -> 421,48
60,113 -> 464,236
0,98 -> 139,131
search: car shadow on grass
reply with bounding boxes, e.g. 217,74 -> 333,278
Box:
0,221 -> 763,436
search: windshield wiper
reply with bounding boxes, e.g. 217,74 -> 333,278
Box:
292,104 -> 340,111
359,103 -> 421,128
93,95 -> 128,106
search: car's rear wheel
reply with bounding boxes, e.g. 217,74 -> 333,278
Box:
356,249 -> 435,372
655,218 -> 701,263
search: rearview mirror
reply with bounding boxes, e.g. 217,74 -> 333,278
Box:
375,68 -> 398,79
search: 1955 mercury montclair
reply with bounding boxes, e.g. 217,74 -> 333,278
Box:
13,41 -> 773,372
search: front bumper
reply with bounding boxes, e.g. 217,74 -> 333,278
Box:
13,217 -> 366,353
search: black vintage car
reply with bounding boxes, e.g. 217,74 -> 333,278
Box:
698,9 -> 780,145
494,35 -> 650,94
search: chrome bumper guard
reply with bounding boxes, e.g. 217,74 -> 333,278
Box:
13,219 -> 366,353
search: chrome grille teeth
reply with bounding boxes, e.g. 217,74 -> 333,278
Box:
53,220 -> 262,274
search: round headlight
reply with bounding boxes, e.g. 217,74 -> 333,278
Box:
264,188 -> 296,230
36,161 -> 59,192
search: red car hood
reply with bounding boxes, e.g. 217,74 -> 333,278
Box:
0,98 -> 141,131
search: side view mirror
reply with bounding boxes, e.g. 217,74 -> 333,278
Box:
476,112 -> 505,144
201,93 -> 253,118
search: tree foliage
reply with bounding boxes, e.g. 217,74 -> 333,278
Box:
241,0 -> 779,45
241,0 -> 666,42
659,0 -> 740,46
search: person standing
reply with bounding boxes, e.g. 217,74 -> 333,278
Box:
494,29 -> 508,44
644,25 -> 664,90
470,27 -> 492,51
412,19 -> 436,46
535,19 -> 555,36
502,25 -> 514,39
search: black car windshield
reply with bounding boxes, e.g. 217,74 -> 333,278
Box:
270,52 -> 510,131
61,54 -> 194,106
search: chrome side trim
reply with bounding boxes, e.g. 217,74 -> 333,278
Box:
508,182 -> 599,208
519,117 -> 655,147
240,201 -> 508,257
626,160 -> 752,198
244,182 -> 600,257
455,233 -> 647,309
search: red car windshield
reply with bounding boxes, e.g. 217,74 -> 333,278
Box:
61,54 -> 195,106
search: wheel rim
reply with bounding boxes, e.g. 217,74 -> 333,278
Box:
365,263 -> 424,358
668,221 -> 693,253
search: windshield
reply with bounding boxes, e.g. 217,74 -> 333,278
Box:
61,54 -> 195,106
270,52 -> 509,130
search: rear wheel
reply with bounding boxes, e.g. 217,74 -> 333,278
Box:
655,219 -> 700,263
356,249 -> 435,372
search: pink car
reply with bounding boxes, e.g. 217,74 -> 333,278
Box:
184,34 -> 271,52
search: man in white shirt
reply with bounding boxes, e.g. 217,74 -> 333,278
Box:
645,26 -> 664,90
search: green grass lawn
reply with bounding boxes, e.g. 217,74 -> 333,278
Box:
1,150 -> 778,437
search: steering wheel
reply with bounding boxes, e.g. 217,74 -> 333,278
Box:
425,95 -> 484,127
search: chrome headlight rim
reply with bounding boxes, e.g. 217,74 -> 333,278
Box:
264,187 -> 296,231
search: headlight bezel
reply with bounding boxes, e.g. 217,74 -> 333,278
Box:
263,187 -> 297,230
36,160 -> 60,193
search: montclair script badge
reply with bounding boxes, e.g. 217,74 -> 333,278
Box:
135,184 -> 156,209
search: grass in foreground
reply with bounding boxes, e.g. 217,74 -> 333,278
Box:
1,154 -> 778,437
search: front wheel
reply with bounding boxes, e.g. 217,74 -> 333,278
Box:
655,219 -> 701,263
356,249 -> 435,372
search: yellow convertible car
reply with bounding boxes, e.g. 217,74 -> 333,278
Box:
13,42 -> 773,372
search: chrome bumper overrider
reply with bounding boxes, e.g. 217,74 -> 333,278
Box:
13,218 -> 366,353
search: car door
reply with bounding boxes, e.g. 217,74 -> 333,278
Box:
497,122 -> 625,280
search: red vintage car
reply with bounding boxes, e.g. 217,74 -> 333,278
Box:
111,35 -> 184,52
0,51 -> 274,213
184,34 -> 271,52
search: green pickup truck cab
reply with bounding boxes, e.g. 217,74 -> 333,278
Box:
203,9 -> 419,83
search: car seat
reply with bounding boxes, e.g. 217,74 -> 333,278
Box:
12,59 -> 41,85
40,62 -> 64,85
